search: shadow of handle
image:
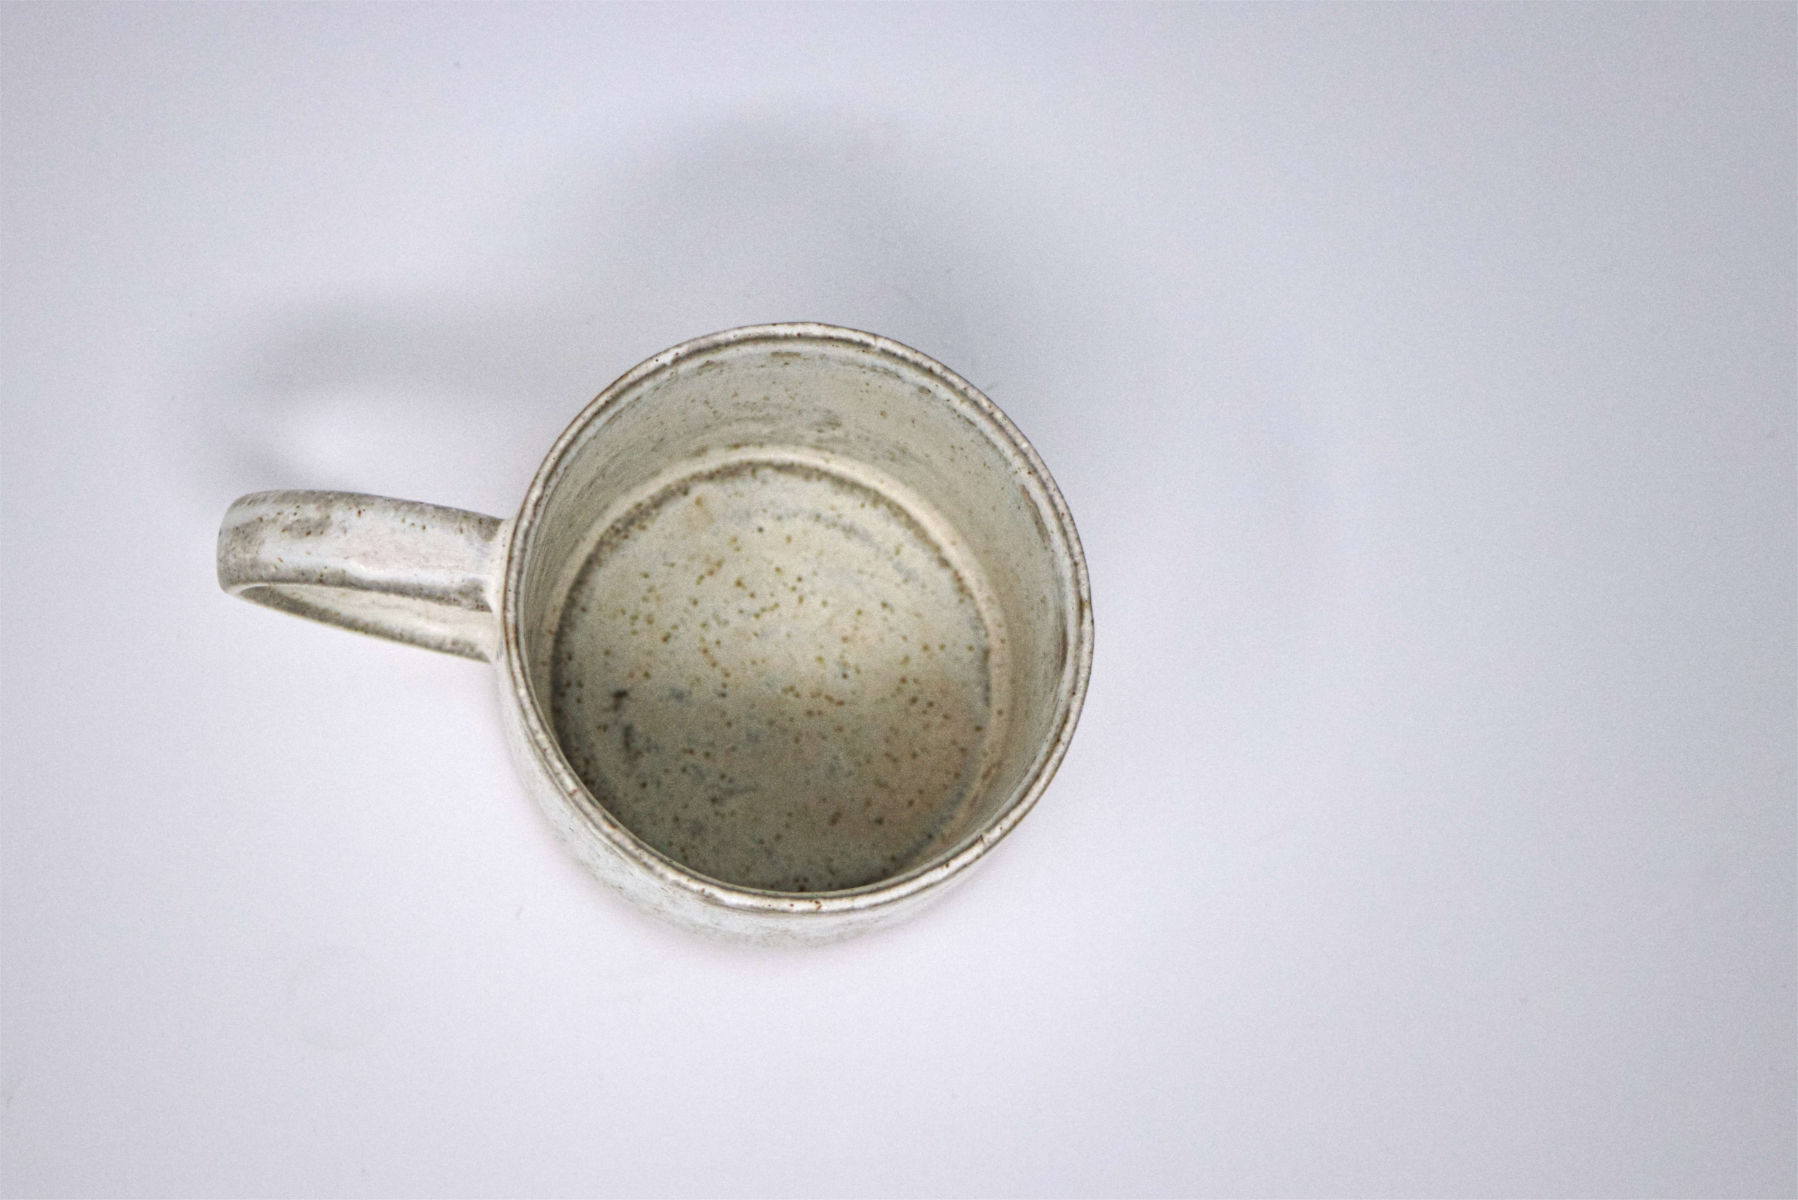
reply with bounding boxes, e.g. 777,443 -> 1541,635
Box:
217,491 -> 509,662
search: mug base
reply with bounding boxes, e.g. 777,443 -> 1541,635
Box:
547,453 -> 1008,895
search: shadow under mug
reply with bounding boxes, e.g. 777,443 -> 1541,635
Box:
218,324 -> 1092,941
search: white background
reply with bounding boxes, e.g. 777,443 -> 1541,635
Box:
2,5 -> 1792,1196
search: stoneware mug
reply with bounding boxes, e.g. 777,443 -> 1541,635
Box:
218,324 -> 1092,942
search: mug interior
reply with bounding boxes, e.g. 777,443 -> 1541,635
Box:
509,327 -> 1085,896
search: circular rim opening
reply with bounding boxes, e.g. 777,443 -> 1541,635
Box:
501,324 -> 1092,917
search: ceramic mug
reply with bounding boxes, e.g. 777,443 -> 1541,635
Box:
218,324 -> 1092,941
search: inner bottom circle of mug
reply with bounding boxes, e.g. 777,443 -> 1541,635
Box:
548,457 -> 1000,893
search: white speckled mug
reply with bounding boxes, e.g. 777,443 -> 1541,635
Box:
218,325 -> 1091,941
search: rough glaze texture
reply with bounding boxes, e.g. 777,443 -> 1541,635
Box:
218,325 -> 1091,942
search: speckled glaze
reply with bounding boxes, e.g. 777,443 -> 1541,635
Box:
551,457 -> 997,893
218,325 -> 1091,942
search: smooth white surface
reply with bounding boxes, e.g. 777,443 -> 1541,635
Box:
2,5 -> 1792,1195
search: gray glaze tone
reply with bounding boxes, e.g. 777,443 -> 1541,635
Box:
218,325 -> 1091,941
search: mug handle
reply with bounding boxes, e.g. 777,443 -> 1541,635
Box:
217,491 -> 508,662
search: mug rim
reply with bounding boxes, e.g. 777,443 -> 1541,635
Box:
499,323 -> 1093,918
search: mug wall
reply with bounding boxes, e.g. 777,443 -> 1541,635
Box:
511,328 -> 1083,890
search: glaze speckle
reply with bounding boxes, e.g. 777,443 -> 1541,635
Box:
550,460 -> 995,892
